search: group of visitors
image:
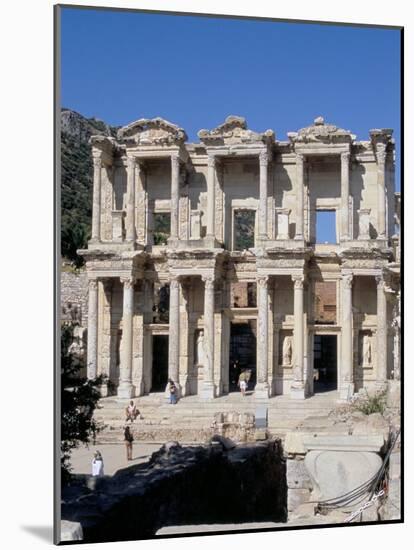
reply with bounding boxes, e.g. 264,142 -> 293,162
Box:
90,380 -> 180,475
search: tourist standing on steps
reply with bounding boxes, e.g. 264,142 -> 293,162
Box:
124,425 -> 134,461
91,450 -> 104,476
168,378 -> 178,404
238,371 -> 247,396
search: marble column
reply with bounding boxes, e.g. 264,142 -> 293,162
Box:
291,274 -> 305,399
206,155 -> 216,241
255,275 -> 270,397
340,273 -> 354,400
376,145 -> 387,239
118,277 -> 135,398
295,153 -> 304,240
259,150 -> 269,240
392,292 -> 401,381
341,151 -> 350,240
126,156 -> 137,242
99,279 -> 113,397
91,157 -> 102,241
170,153 -> 180,240
167,277 -> 181,393
201,275 -> 216,398
376,276 -> 388,386
87,278 -> 98,379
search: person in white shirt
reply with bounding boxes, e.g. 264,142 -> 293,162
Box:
91,450 -> 104,477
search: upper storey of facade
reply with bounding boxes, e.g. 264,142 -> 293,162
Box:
85,115 -> 397,259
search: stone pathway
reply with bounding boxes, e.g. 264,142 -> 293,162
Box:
70,443 -> 163,476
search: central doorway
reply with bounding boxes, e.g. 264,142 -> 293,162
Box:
151,335 -> 169,392
229,320 -> 257,392
313,335 -> 337,392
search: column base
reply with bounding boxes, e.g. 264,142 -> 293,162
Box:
199,381 -> 216,399
134,379 -> 145,397
290,382 -> 306,400
254,382 -> 270,398
339,382 -> 354,401
117,382 -> 134,399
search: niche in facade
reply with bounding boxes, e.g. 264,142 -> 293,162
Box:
152,283 -> 170,323
234,209 -> 255,250
153,212 -> 171,245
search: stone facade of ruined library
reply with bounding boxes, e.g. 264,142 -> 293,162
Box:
78,115 -> 401,400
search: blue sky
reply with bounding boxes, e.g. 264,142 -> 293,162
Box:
61,7 -> 401,190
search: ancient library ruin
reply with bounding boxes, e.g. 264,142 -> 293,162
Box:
79,115 -> 401,401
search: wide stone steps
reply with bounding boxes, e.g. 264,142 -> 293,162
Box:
93,393 -> 338,444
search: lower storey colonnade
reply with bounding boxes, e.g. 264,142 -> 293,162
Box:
86,271 -> 393,400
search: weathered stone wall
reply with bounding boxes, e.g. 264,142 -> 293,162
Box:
61,270 -> 89,325
61,441 -> 287,543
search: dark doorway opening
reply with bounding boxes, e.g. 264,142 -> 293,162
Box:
313,335 -> 337,392
151,335 -> 169,392
229,321 -> 257,393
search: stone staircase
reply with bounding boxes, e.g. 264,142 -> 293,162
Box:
94,391 -> 341,444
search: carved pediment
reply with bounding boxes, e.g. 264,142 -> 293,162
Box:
117,117 -> 187,146
198,115 -> 275,146
288,116 -> 355,144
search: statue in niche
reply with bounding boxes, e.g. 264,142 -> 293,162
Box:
282,335 -> 292,366
195,330 -> 205,366
362,334 -> 372,366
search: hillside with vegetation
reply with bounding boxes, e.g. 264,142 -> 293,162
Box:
60,108 -> 118,266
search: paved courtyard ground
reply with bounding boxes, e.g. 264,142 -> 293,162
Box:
70,443 -> 163,476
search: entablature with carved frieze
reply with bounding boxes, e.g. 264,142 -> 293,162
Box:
339,247 -> 393,271
81,250 -> 147,280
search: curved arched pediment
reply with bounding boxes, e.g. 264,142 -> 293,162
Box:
198,115 -> 275,146
288,116 -> 355,144
118,117 -> 187,146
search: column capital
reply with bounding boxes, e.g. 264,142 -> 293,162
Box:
341,151 -> 350,163
259,150 -> 269,166
257,275 -> 269,287
88,278 -> 98,290
292,274 -> 305,289
295,152 -> 304,164
202,275 -> 215,289
92,155 -> 103,169
207,154 -> 216,168
376,144 -> 387,165
169,275 -> 181,289
171,152 -> 180,168
375,275 -> 386,289
341,273 -> 353,288
120,276 -> 136,289
127,155 -> 136,168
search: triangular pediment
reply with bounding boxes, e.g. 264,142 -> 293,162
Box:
118,117 -> 187,146
198,115 -> 275,146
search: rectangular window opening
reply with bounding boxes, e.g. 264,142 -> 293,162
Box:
316,210 -> 337,244
234,209 -> 255,251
